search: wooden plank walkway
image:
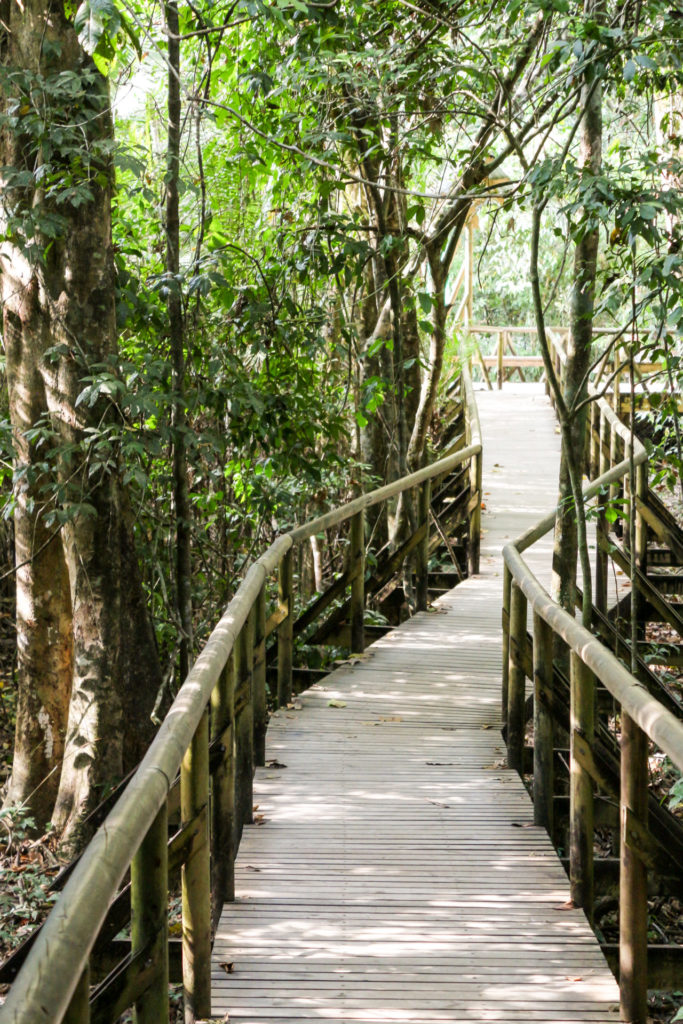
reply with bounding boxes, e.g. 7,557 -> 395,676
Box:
212,384 -> 621,1023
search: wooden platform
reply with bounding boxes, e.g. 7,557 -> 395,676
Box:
212,385 -> 621,1023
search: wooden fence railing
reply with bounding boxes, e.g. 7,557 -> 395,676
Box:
0,371 -> 482,1024
502,328 -> 683,1024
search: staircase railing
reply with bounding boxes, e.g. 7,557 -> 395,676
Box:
501,328 -> 683,1024
0,371 -> 482,1024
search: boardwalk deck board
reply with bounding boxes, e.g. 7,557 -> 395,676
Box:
212,385 -> 621,1023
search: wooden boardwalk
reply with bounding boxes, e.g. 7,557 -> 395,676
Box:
212,385 -> 621,1023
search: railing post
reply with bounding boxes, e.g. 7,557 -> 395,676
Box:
497,330 -> 504,390
63,964 -> 90,1024
589,400 -> 600,479
181,707 -> 211,1023
211,657 -> 235,908
416,480 -> 431,612
501,563 -> 511,730
253,583 -> 267,766
132,803 -> 169,1024
468,451 -> 482,575
619,710 -> 649,1024
532,612 -> 554,836
633,461 -> 648,634
569,652 -> 594,923
507,581 -> 527,773
350,509 -> 365,651
236,608 -> 255,829
595,413 -> 609,614
277,546 -> 293,707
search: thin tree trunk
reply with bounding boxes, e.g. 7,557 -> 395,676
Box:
551,16 -> 602,617
165,0 -> 193,681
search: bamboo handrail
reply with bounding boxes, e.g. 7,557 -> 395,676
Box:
502,327 -> 682,1024
1,373 -> 483,1024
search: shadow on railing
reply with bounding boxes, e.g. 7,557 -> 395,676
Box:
0,372 -> 482,1024
501,328 -> 683,1024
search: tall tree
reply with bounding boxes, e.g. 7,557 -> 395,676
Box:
0,0 -> 161,846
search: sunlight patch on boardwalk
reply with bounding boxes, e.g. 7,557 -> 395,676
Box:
213,385 -> 620,1023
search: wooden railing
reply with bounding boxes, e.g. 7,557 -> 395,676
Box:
502,329 -> 683,1024
0,371 -> 482,1024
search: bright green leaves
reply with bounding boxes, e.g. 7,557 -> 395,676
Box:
74,0 -> 141,75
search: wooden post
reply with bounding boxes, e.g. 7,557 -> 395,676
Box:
416,480 -> 431,612
468,451 -> 482,575
569,653 -> 594,923
507,582 -> 527,774
532,612 -> 554,836
350,509 -> 365,651
132,804 -> 169,1024
236,609 -> 255,829
63,964 -> 90,1024
501,564 -> 511,730
619,711 -> 649,1024
181,708 -> 211,1023
253,583 -> 267,765
466,223 -> 474,325
211,657 -> 235,908
497,331 -> 504,390
589,400 -> 600,479
277,547 -> 293,707
595,414 -> 609,614
633,461 -> 648,635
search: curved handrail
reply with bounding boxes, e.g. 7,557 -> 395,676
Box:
502,329 -> 682,1023
1,372 -> 483,1023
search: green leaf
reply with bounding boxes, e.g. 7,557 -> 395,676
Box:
623,58 -> 636,82
74,0 -> 119,54
639,204 -> 656,220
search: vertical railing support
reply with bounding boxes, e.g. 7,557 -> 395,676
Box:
633,461 -> 648,635
253,583 -> 267,766
569,653 -> 594,923
63,964 -> 90,1024
468,451 -> 482,575
595,413 -> 609,614
181,708 -> 211,1023
416,480 -> 431,611
497,331 -> 504,390
236,609 -> 255,829
507,582 -> 527,773
132,803 -> 169,1024
277,546 -> 293,707
501,564 -> 511,731
532,613 -> 554,835
350,509 -> 365,651
619,710 -> 649,1024
211,657 -> 235,908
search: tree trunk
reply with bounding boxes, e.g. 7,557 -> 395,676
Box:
0,2 -> 162,845
165,0 -> 193,682
551,15 -> 602,614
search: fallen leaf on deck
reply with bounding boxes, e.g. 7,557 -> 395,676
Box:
253,814 -> 266,824
245,865 -> 261,872
219,962 -> 235,974
556,900 -> 575,910
328,699 -> 347,708
481,724 -> 492,729
266,759 -> 287,769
